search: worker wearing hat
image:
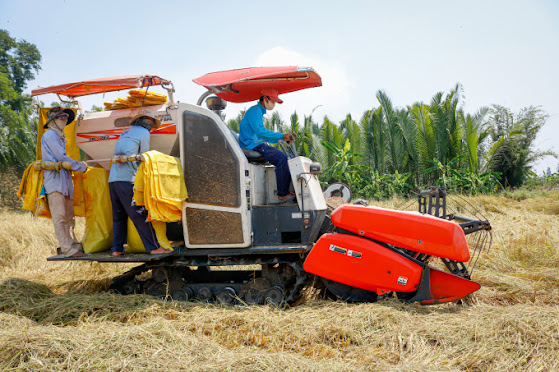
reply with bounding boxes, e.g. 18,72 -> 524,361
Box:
108,109 -> 171,257
41,107 -> 88,258
239,88 -> 297,201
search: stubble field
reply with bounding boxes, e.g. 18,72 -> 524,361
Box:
0,191 -> 558,371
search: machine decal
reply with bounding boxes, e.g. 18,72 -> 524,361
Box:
347,250 -> 362,258
397,276 -> 408,285
77,123 -> 176,143
329,244 -> 347,255
155,114 -> 172,122
328,245 -> 362,258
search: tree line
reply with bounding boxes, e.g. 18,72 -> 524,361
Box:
0,29 -> 40,172
227,86 -> 555,198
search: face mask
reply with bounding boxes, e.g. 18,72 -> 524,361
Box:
263,97 -> 275,110
54,118 -> 67,131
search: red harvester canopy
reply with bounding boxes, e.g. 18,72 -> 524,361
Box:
193,66 -> 322,103
31,75 -> 170,98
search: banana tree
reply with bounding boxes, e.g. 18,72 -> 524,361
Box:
321,139 -> 366,188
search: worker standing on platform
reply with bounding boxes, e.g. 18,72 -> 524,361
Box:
41,107 -> 88,258
108,109 -> 172,257
239,88 -> 297,201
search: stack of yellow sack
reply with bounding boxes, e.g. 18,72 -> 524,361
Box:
128,89 -> 168,105
104,89 -> 168,110
134,150 -> 188,222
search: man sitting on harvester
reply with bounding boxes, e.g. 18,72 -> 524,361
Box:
108,109 -> 172,257
41,107 -> 88,258
239,88 -> 298,202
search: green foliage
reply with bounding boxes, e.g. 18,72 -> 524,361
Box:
485,105 -> 556,187
226,110 -> 245,133
0,30 -> 41,172
87,105 -> 104,113
321,139 -> 366,189
425,158 -> 502,194
523,171 -> 559,190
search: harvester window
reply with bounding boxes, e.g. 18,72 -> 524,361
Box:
114,117 -> 132,127
181,111 -> 241,208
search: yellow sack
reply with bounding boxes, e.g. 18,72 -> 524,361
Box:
17,161 -> 51,218
133,150 -> 187,222
81,167 -> 113,253
126,218 -> 173,252
36,107 -> 85,217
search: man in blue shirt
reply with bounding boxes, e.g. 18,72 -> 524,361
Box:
109,109 -> 171,257
239,88 -> 297,201
41,107 -> 88,258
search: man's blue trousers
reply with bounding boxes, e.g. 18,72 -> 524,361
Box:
253,143 -> 291,197
109,181 -> 159,252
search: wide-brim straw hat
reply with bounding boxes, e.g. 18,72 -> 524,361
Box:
129,109 -> 161,128
44,107 -> 75,128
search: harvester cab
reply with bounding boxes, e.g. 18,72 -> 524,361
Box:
29,67 -> 492,306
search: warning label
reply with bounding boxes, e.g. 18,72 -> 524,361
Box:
329,245 -> 362,259
397,276 -> 408,285
329,244 -> 347,254
347,250 -> 362,258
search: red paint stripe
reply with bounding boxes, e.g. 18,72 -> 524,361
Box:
77,123 -> 176,143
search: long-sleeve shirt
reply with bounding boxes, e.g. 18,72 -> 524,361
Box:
239,102 -> 283,150
108,125 -> 150,183
41,129 -> 87,199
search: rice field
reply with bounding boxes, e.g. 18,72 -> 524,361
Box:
1,191 -> 558,371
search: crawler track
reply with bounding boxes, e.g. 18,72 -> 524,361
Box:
109,255 -> 308,306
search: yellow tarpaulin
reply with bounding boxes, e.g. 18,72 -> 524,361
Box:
82,167 -> 113,253
17,161 -> 50,218
134,150 -> 188,222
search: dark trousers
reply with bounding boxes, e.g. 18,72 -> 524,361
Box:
253,143 -> 291,197
109,181 -> 159,252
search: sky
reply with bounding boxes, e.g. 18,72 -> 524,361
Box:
2,0 -> 558,173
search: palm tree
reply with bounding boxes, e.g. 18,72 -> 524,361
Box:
377,90 -> 405,173
429,84 -> 464,168
359,106 -> 389,174
397,108 -> 418,179
410,103 -> 436,185
339,114 -> 361,163
462,107 -> 489,174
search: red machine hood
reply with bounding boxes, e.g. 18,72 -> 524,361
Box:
193,66 -> 322,103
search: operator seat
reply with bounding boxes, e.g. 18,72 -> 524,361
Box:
229,129 -> 266,163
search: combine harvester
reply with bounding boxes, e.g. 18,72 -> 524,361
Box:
31,67 -> 492,305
